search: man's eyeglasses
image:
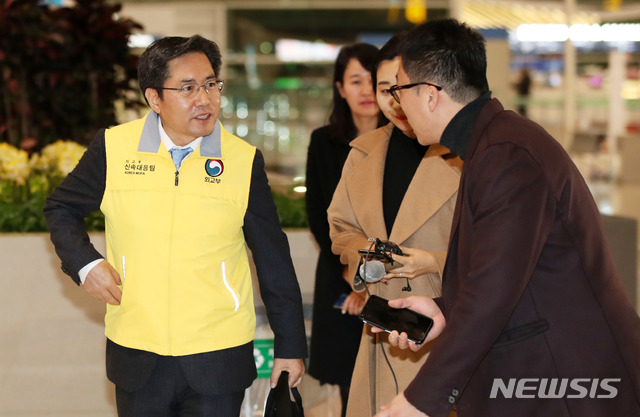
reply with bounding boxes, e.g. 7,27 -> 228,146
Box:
384,82 -> 442,104
155,80 -> 224,98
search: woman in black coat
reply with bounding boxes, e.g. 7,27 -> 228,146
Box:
305,43 -> 385,416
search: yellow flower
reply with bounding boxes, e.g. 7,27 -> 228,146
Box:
0,143 -> 30,185
39,140 -> 87,177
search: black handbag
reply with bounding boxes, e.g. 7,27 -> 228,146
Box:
263,371 -> 304,417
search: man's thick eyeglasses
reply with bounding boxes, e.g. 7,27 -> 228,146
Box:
155,80 -> 224,98
384,82 -> 442,104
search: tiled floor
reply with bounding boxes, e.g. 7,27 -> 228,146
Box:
0,179 -> 638,416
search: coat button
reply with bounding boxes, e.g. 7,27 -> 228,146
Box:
452,389 -> 459,396
448,396 -> 455,404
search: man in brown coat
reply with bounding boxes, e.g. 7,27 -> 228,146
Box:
373,19 -> 640,417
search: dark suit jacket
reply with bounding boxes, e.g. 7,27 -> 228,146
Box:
44,125 -> 308,395
404,99 -> 640,417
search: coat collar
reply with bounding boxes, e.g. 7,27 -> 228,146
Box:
346,125 -> 393,241
136,111 -> 223,158
465,98 -> 504,162
448,98 -> 505,249
344,123 -> 461,244
390,143 -> 460,244
440,91 -> 492,160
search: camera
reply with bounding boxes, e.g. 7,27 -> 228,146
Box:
358,238 -> 403,263
354,238 -> 405,288
374,239 -> 403,257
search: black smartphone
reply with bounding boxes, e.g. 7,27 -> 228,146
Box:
359,295 -> 433,344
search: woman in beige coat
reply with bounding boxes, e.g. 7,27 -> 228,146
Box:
327,35 -> 461,417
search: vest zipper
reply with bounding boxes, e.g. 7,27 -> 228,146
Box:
168,164 -> 180,352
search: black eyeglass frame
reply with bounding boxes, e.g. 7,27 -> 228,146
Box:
384,82 -> 442,103
154,80 -> 225,96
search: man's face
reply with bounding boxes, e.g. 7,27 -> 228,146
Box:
147,52 -> 220,146
396,61 -> 439,146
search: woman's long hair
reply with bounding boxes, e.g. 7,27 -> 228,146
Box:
328,43 -> 385,143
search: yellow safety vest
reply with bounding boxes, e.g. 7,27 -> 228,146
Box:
101,112 -> 256,356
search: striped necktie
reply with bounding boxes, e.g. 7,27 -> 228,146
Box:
169,147 -> 193,170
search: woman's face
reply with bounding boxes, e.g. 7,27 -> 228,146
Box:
336,58 -> 378,120
375,57 -> 415,136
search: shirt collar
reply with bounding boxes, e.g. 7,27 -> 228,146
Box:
158,117 -> 203,152
138,111 -> 222,158
440,91 -> 492,160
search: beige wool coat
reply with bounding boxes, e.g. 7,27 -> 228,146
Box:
327,124 -> 461,416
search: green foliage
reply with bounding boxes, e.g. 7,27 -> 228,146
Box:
0,137 -> 305,232
0,188 -> 304,233
0,139 -> 106,232
271,189 -> 308,229
0,181 -> 105,233
0,192 -> 48,232
0,180 -> 305,233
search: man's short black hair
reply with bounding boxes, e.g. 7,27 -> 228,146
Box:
401,19 -> 489,104
138,35 -> 222,103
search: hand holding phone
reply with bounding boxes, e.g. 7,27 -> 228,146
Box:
359,295 -> 433,344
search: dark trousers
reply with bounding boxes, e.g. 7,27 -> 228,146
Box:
115,355 -> 245,417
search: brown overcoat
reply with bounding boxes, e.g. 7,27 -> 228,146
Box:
404,99 -> 640,417
327,124 -> 462,416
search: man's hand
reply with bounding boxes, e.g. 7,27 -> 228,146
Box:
370,296 -> 445,351
375,393 -> 429,417
83,260 -> 122,305
342,291 -> 366,315
271,358 -> 305,388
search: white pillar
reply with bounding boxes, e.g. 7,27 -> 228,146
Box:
212,2 -> 229,78
607,50 -> 627,156
449,0 -> 464,19
563,0 -> 577,150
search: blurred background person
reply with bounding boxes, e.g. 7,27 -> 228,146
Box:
305,43 -> 385,417
514,67 -> 532,117
327,34 -> 462,417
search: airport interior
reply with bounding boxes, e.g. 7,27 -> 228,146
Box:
1,0 -> 639,416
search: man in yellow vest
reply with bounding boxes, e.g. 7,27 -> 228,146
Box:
44,35 -> 307,417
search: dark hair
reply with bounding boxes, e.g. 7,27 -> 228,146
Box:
400,19 -> 489,104
138,35 -> 222,104
372,31 -> 408,88
328,43 -> 384,143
